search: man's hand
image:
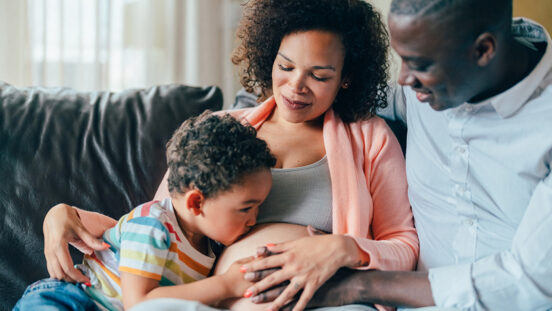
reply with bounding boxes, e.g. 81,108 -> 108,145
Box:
243,245 -> 286,303
221,256 -> 256,298
240,234 -> 361,311
249,267 -> 373,309
252,268 -> 435,310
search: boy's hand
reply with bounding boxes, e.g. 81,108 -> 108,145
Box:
221,256 -> 256,298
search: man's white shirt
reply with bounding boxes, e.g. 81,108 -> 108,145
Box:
384,18 -> 552,311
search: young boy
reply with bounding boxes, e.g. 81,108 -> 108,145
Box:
14,112 -> 275,311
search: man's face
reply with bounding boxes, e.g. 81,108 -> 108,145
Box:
389,13 -> 480,111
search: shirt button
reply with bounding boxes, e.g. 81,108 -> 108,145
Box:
455,146 -> 466,154
463,218 -> 475,226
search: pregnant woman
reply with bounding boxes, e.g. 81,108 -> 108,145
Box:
43,1 -> 418,310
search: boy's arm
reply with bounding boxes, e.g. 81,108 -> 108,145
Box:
121,272 -> 233,309
121,257 -> 254,310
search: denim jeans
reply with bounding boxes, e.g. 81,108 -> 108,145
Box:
13,278 -> 101,311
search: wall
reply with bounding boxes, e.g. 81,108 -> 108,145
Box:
514,0 -> 552,32
366,1 -> 399,80
0,0 -> 31,87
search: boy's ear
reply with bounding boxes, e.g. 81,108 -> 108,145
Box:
184,189 -> 204,216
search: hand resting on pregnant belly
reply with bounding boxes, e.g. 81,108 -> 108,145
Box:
214,223 -> 310,310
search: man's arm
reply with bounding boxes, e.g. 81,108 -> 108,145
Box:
271,176 -> 552,310
308,175 -> 552,310
310,174 -> 552,309
428,175 -> 552,310
248,267 -> 435,308
300,268 -> 434,309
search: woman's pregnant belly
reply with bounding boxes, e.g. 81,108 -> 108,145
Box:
214,223 -> 309,310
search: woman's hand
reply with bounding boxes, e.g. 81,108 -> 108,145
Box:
43,203 -> 108,283
241,233 -> 362,311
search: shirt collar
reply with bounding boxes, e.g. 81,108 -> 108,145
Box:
473,18 -> 552,118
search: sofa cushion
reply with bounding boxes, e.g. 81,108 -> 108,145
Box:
0,82 -> 222,310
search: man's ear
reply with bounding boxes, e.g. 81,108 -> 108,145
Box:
473,32 -> 497,67
184,189 -> 204,216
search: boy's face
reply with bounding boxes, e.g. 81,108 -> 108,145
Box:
197,169 -> 272,246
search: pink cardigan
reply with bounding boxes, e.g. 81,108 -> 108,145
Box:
228,97 -> 418,271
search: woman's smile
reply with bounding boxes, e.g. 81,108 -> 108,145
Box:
281,95 -> 310,110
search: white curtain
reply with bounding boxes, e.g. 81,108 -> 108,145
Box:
0,0 -> 244,108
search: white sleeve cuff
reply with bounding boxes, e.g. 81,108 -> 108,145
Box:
428,263 -> 475,309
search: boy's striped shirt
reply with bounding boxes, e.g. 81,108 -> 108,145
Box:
78,198 -> 216,310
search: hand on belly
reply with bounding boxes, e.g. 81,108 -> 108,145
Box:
214,223 -> 309,310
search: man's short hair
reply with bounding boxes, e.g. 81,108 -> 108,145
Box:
390,0 -> 512,35
166,111 -> 275,198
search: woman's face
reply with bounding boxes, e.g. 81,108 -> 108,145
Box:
272,30 -> 346,124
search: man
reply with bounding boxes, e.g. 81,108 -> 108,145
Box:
293,0 -> 552,310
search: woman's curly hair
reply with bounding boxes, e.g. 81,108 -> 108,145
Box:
166,111 -> 276,198
232,0 -> 390,122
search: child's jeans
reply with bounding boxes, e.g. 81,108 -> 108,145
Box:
13,278 -> 101,311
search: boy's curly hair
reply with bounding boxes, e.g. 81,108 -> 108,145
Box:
232,0 -> 390,123
166,111 -> 275,198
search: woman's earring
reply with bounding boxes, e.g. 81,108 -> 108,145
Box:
342,82 -> 350,89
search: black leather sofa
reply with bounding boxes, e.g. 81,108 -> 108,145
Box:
0,82 -> 222,311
